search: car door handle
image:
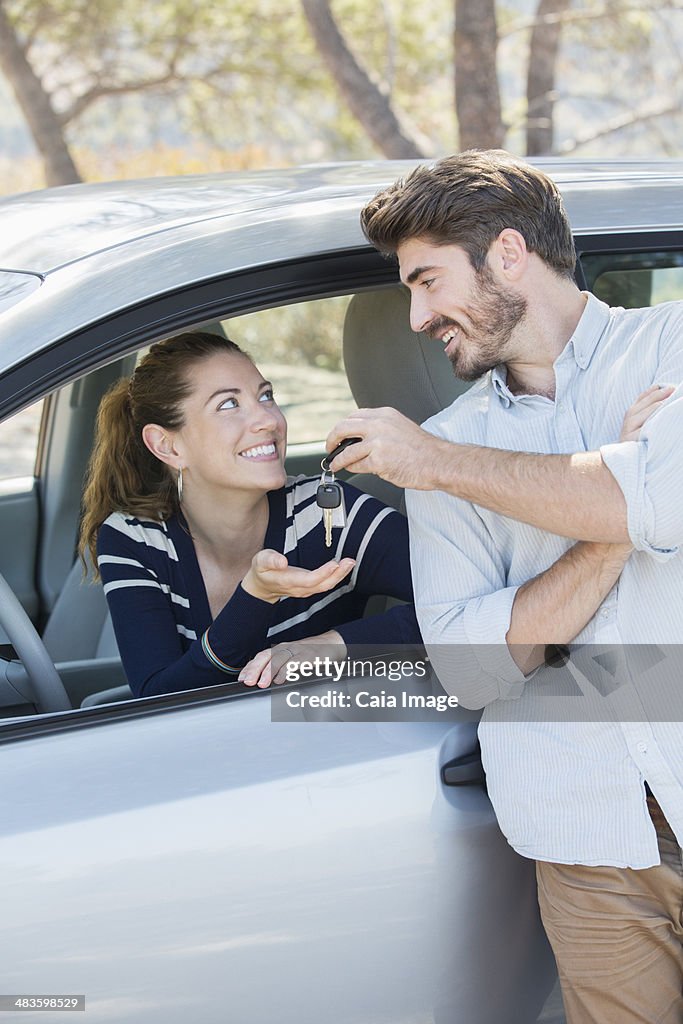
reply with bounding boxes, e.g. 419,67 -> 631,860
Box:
441,747 -> 486,787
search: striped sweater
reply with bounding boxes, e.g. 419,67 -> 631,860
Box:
97,476 -> 420,697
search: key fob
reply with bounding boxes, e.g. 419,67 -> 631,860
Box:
316,482 -> 342,508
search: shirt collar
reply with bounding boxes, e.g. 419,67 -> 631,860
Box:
566,291 -> 611,370
491,292 -> 610,405
491,365 -> 513,406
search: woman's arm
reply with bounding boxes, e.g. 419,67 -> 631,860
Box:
238,486 -> 423,688
98,519 -> 276,696
98,514 -> 357,697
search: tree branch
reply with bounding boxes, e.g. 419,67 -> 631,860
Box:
525,0 -> 571,155
501,1 -> 683,40
0,0 -> 81,184
58,52 -> 243,126
301,0 -> 428,159
556,99 -> 683,154
454,0 -> 504,150
59,73 -> 177,125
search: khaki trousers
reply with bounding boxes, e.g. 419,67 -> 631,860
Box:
536,826 -> 683,1024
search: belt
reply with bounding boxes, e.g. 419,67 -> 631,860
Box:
645,784 -> 677,842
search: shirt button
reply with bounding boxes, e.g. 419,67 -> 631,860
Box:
557,402 -> 565,412
637,742 -> 648,754
601,608 -> 610,618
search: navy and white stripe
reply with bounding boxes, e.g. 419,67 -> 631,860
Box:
97,476 -> 420,699
406,294 -> 683,868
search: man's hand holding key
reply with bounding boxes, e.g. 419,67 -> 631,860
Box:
326,387 -> 674,495
326,408 -> 449,489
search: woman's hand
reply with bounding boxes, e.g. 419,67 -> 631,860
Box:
242,549 -> 355,604
619,384 -> 674,442
238,630 -> 346,688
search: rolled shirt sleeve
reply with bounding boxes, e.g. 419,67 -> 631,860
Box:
600,383 -> 683,561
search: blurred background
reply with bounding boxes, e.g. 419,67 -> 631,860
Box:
1,0 -> 682,197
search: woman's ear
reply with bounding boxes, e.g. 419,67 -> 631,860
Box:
141,424 -> 182,469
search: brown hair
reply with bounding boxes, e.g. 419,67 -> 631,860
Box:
360,149 -> 576,278
79,331 -> 245,574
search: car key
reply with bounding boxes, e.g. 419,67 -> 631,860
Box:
317,468 -> 343,548
317,436 -> 360,547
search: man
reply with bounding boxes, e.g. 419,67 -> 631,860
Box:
327,151 -> 683,1023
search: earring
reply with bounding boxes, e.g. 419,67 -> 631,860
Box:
177,466 -> 184,503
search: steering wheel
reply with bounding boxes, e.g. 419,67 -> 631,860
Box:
0,572 -> 71,714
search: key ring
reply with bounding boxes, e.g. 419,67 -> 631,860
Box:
321,436 -> 362,473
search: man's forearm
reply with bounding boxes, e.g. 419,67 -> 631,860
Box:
429,441 -> 630,543
506,541 -> 633,675
329,408 -> 631,543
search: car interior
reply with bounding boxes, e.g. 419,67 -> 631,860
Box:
1,250 -> 683,719
0,283 -> 472,717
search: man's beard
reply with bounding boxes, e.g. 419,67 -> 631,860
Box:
428,266 -> 528,382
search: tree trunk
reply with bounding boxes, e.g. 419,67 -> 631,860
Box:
0,1 -> 81,186
525,0 -> 572,156
454,0 -> 504,151
301,0 -> 427,159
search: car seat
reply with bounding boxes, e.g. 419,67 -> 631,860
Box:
42,555 -> 133,708
342,285 -> 470,506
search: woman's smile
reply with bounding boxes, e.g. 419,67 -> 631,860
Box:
238,441 -> 280,461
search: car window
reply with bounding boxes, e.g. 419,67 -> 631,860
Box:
0,400 -> 44,482
223,296 -> 356,445
582,251 -> 683,308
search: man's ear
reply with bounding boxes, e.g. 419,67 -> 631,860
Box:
141,424 -> 182,469
491,229 -> 528,281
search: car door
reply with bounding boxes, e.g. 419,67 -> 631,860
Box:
0,685 -> 553,1024
0,262 -> 556,1024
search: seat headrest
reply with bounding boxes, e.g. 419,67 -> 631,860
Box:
343,287 -> 470,424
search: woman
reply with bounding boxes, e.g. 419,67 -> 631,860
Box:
80,331 -> 421,697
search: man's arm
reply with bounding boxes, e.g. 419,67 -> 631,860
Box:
398,386 -> 670,702
328,408 -> 629,543
506,541 -> 632,675
501,387 -> 670,671
406,489 -> 632,708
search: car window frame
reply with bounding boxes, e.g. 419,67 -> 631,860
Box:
0,249 -> 394,424
0,248 -> 402,740
4,229 -> 683,741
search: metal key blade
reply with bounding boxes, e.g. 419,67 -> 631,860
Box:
316,471 -> 342,549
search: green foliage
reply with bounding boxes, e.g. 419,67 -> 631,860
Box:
224,294 -> 351,373
3,0 -> 458,163
1,0 -> 683,196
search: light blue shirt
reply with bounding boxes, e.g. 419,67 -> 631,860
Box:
406,293 -> 683,868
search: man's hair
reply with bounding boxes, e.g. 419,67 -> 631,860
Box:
360,149 -> 576,278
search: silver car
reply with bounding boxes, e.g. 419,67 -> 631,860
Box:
1,160 -> 682,1023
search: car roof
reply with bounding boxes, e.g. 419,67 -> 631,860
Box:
1,159 -> 683,382
3,159 -> 683,276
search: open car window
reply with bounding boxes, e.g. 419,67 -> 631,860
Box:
0,399 -> 43,483
223,296 -> 356,447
